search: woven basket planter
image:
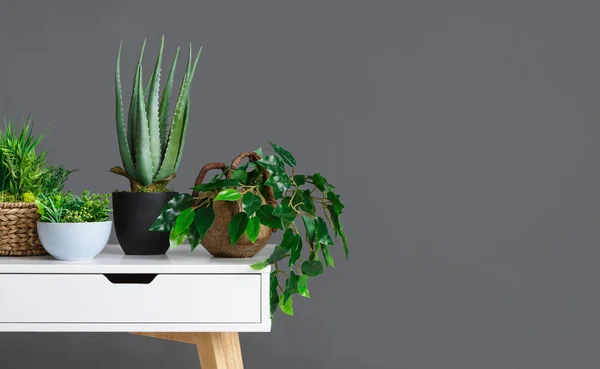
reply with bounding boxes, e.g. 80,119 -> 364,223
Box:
0,202 -> 45,256
193,152 -> 277,258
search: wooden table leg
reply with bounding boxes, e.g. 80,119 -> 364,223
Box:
131,332 -> 244,369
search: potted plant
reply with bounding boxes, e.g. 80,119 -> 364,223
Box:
0,117 -> 72,256
111,36 -> 202,255
36,191 -> 112,261
151,143 -> 348,316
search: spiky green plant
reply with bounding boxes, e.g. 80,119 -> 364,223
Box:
0,117 -> 72,202
111,36 -> 202,191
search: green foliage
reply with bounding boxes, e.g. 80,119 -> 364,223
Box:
112,36 -> 202,192
0,117 -> 72,202
152,143 -> 348,318
36,191 -> 111,223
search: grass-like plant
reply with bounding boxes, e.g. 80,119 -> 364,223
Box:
111,36 -> 202,192
0,117 -> 71,202
36,191 -> 111,223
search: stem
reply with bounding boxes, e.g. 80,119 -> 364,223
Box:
274,263 -> 289,279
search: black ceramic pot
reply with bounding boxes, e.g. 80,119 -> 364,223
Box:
112,191 -> 178,255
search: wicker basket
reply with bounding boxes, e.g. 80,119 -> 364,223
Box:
193,152 -> 277,258
0,202 -> 45,256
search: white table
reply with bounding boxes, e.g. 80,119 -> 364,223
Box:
0,244 -> 272,369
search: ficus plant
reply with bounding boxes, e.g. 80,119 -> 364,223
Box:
112,36 -> 202,192
150,143 -> 348,317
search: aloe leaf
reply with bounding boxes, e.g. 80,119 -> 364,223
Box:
126,39 -> 146,171
173,95 -> 189,171
155,45 -> 202,181
159,47 -> 180,155
135,67 -> 153,186
115,40 -> 136,178
147,36 -> 164,175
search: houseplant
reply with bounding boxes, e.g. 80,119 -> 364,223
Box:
150,143 -> 348,316
36,191 -> 112,261
111,36 -> 202,255
0,117 -> 72,256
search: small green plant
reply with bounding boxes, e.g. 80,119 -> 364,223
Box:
36,191 -> 111,223
0,117 -> 72,202
150,143 -> 348,317
111,36 -> 202,192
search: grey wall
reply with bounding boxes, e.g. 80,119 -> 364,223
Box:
0,0 -> 599,368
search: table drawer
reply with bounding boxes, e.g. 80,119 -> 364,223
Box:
0,274 -> 261,324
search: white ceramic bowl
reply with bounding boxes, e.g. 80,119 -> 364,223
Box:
37,221 -> 112,261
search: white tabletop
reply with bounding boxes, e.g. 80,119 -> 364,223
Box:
0,244 -> 273,274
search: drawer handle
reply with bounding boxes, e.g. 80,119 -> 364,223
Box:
103,274 -> 158,284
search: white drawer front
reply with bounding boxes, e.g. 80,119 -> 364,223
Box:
0,274 -> 262,324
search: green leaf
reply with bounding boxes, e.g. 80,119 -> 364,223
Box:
311,173 -> 333,192
301,216 -> 316,243
269,270 -> 279,318
269,142 -> 296,167
135,66 -> 153,186
271,186 -> 284,200
298,275 -> 310,298
293,174 -> 306,186
327,190 -> 344,214
159,46 -> 180,155
291,191 -> 303,207
254,147 -> 263,158
301,260 -> 323,276
228,212 -> 249,245
327,205 -> 342,235
229,169 -> 248,184
279,294 -> 294,316
214,188 -> 242,201
149,194 -> 193,232
289,234 -> 302,268
265,173 -> 292,194
272,203 -> 296,223
340,228 -> 349,259
188,225 -> 200,251
314,216 -> 334,245
194,206 -> 215,239
127,39 -> 146,173
193,179 -> 240,192
169,227 -> 188,248
239,161 -> 257,172
114,40 -> 136,178
268,245 -> 288,264
242,192 -> 262,215
245,216 -> 261,243
174,208 -> 195,236
251,259 -> 270,271
282,271 -> 299,303
257,155 -> 284,175
173,97 -> 190,171
245,167 -> 262,186
299,190 -> 316,216
147,36 -> 164,174
279,229 -> 296,250
256,205 -> 283,229
155,45 -> 202,181
320,243 -> 335,268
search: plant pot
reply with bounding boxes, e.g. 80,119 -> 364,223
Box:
192,152 -> 276,258
0,202 -> 45,256
112,191 -> 178,255
201,201 -> 272,258
37,221 -> 112,261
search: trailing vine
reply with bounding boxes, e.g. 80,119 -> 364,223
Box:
150,143 -> 348,317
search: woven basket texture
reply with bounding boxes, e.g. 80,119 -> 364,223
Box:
0,202 -> 45,256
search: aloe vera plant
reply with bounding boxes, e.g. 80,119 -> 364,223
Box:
111,36 -> 202,191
